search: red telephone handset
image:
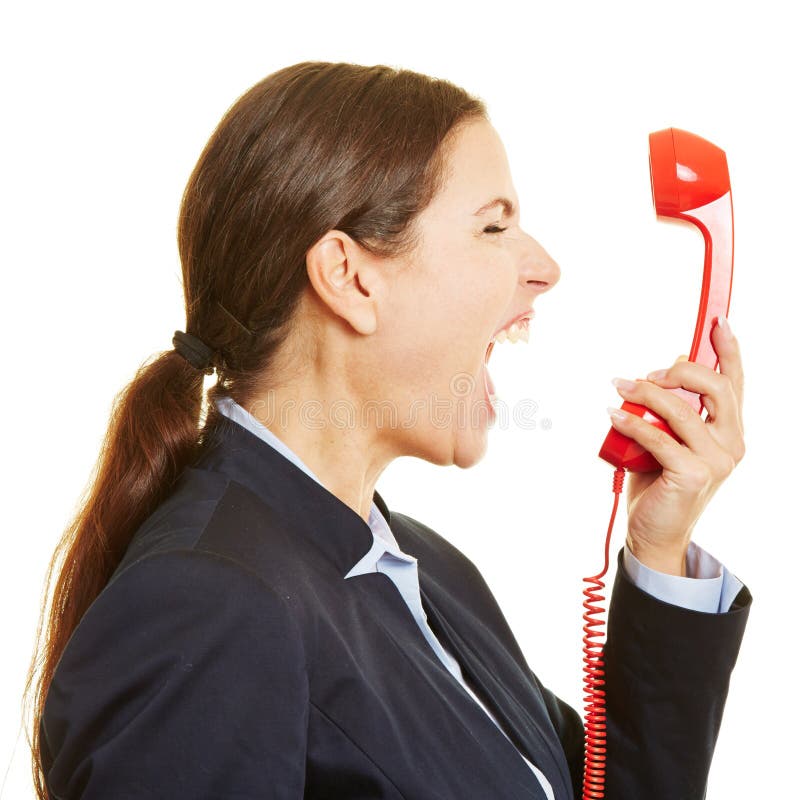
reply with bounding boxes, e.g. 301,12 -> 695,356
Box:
598,128 -> 734,472
582,129 -> 735,800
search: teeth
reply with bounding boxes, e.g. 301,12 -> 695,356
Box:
495,320 -> 530,345
490,317 -> 531,348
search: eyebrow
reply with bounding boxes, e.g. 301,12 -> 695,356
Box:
472,197 -> 517,217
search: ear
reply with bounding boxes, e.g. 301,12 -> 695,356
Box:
305,231 -> 379,335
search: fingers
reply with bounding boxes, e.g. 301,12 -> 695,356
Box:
607,397 -> 717,483
608,316 -> 746,478
646,335 -> 742,438
711,316 -> 745,427
612,377 -> 730,472
645,362 -> 736,428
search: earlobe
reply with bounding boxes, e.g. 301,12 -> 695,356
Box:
306,233 -> 378,336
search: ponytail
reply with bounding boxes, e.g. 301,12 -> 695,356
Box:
23,348 -> 211,800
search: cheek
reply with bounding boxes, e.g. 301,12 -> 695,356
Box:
383,245 -> 513,376
389,256 -> 460,352
462,258 -> 516,328
438,258 -> 512,355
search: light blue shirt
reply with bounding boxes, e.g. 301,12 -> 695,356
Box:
214,394 -> 744,799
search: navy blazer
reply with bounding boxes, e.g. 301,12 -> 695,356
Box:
41,412 -> 752,799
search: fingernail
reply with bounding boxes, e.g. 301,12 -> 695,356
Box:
611,377 -> 637,392
717,316 -> 732,337
646,368 -> 668,381
607,406 -> 626,421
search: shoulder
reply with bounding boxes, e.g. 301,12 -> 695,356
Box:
77,547 -> 306,672
90,471 -> 314,658
113,467 -> 313,586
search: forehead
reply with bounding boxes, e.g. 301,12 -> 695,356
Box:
435,119 -> 516,213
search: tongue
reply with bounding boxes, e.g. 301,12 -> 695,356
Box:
484,362 -> 496,396
484,342 -> 497,396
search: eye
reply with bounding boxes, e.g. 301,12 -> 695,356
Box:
483,224 -> 508,234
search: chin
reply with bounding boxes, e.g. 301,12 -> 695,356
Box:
403,424 -> 489,469
451,427 -> 490,469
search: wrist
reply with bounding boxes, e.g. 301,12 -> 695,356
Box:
626,535 -> 689,577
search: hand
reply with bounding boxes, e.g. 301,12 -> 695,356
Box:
609,317 -> 745,576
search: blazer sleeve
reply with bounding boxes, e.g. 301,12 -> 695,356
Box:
534,547 -> 751,800
41,549 -> 309,800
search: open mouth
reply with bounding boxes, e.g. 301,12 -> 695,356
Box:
483,313 -> 533,413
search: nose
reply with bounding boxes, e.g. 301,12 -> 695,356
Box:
518,230 -> 561,297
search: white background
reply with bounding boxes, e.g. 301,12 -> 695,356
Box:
1,1 -> 797,796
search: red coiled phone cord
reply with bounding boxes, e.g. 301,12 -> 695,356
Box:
581,466 -> 626,800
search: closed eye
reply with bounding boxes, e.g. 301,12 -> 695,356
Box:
483,225 -> 508,234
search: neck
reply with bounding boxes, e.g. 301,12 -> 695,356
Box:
244,376 -> 394,524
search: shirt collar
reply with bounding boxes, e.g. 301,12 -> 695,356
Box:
212,395 -> 416,578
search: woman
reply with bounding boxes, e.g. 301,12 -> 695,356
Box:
25,62 -> 750,799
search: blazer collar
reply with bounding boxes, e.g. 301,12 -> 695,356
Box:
194,411 -> 391,577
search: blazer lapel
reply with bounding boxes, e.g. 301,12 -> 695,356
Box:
419,584 -> 573,800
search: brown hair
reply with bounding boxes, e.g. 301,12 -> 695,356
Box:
22,61 -> 487,798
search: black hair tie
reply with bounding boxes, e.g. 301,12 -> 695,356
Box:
172,330 -> 217,374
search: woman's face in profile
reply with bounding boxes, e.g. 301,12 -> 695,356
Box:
374,118 -> 561,468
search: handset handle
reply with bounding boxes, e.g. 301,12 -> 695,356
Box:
599,128 -> 734,472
